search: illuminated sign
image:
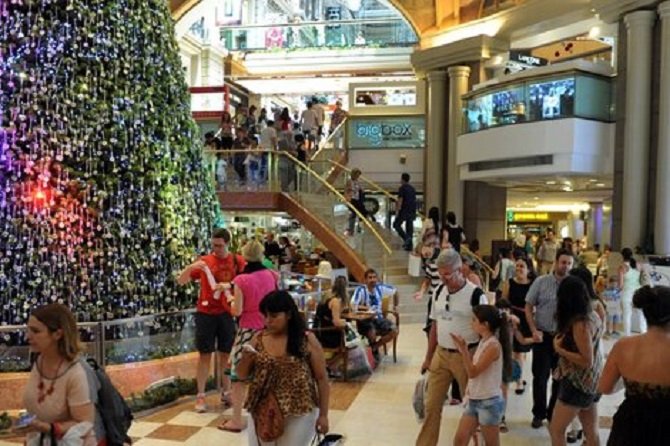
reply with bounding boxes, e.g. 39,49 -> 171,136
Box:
508,212 -> 551,222
348,116 -> 425,149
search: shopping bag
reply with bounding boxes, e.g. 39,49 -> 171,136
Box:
412,375 -> 428,421
408,253 -> 422,277
365,346 -> 377,370
337,345 -> 372,378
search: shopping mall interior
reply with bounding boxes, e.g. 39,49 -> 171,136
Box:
2,0 -> 670,445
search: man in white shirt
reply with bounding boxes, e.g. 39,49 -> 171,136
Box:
300,102 -> 319,151
416,249 -> 487,446
259,120 -> 278,150
311,96 -> 326,145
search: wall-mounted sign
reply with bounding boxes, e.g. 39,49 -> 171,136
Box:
510,50 -> 548,67
347,116 -> 426,149
508,212 -> 551,222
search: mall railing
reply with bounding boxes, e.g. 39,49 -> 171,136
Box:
218,19 -> 417,52
309,117 -> 348,182
0,285 -> 364,376
205,148 -> 392,275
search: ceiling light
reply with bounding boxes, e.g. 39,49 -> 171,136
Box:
596,183 -> 605,187
589,179 -> 598,183
546,180 -> 556,185
588,26 -> 601,39
562,186 -> 573,192
563,180 -> 572,186
533,196 -> 539,200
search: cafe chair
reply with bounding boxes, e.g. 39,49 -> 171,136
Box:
381,296 -> 399,363
310,325 -> 350,381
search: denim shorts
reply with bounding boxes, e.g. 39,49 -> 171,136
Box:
557,379 -> 601,409
463,395 -> 506,426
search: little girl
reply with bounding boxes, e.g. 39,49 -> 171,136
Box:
451,305 -> 512,446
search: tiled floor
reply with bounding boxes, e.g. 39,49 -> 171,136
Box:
0,323 -> 624,446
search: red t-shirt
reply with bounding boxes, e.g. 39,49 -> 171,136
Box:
190,253 -> 246,315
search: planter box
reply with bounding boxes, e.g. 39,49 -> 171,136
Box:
0,352 -> 199,411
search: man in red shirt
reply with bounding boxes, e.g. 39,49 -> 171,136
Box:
178,228 -> 246,412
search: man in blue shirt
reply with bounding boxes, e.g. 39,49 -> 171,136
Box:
351,268 -> 399,358
393,172 -> 417,251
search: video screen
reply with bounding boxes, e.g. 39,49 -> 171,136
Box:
528,78 -> 575,120
354,87 -> 417,107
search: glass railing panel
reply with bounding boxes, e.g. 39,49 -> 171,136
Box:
102,310 -> 197,367
0,325 -> 30,373
208,149 -> 277,193
462,72 -> 614,135
219,21 -> 417,52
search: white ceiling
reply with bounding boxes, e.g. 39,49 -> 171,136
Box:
504,174 -> 613,210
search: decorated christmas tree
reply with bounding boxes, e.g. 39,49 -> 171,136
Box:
0,0 -> 217,324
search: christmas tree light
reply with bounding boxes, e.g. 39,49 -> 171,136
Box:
0,0 -> 217,334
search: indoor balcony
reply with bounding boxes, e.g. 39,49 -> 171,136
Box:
457,60 -> 615,183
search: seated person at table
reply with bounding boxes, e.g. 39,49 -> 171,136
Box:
350,268 -> 399,359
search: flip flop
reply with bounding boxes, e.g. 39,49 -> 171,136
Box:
217,420 -> 245,433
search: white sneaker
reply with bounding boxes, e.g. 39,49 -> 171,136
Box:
194,394 -> 207,413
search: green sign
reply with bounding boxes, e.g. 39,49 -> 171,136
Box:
348,116 -> 425,149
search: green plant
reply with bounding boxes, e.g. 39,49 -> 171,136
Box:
0,412 -> 11,431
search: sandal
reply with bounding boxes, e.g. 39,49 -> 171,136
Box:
217,419 -> 245,433
515,380 -> 527,395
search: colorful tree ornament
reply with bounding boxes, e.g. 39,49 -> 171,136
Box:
0,0 -> 217,327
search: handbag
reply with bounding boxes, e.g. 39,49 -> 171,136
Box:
252,390 -> 284,442
343,322 -> 360,349
311,432 -> 345,445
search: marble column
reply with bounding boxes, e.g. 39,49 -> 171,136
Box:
446,66 -> 470,222
621,11 -> 655,249
588,202 -> 604,248
655,2 -> 670,254
424,71 -> 447,212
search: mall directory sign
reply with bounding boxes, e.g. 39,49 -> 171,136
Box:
348,116 -> 426,149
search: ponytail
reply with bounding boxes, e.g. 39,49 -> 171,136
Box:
498,311 -> 513,381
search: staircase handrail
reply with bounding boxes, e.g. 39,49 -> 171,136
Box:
204,148 -> 392,256
461,245 -> 495,274
311,116 -> 348,160
280,151 -> 392,256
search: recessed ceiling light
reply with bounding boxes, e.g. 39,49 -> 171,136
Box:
589,179 -> 598,182
563,186 -> 573,192
596,183 -> 605,187
546,180 -> 556,185
533,196 -> 539,200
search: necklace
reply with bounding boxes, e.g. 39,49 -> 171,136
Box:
37,357 -> 64,404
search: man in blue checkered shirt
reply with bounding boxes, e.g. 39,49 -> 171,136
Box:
351,268 -> 399,359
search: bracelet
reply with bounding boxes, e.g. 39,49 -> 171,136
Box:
53,422 -> 64,440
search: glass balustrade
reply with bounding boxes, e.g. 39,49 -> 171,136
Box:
462,72 -> 614,134
101,310 -> 197,367
219,21 -> 417,52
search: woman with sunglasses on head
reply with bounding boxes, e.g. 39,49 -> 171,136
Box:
238,290 -> 330,445
19,304 -> 104,445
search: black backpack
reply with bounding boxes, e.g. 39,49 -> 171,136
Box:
83,358 -> 133,446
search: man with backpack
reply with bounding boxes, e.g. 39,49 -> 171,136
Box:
416,249 -> 487,446
178,228 -> 246,413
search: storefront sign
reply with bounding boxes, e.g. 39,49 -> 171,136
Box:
510,50 -> 548,67
348,116 -> 425,149
508,212 -> 550,222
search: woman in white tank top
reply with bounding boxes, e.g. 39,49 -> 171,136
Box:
451,305 -> 513,446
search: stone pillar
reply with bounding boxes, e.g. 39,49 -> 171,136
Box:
424,71 -> 448,212
655,2 -> 670,254
446,66 -> 470,221
621,11 -> 655,249
588,202 -> 604,248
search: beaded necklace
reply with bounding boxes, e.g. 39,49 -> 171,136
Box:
36,357 -> 65,404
